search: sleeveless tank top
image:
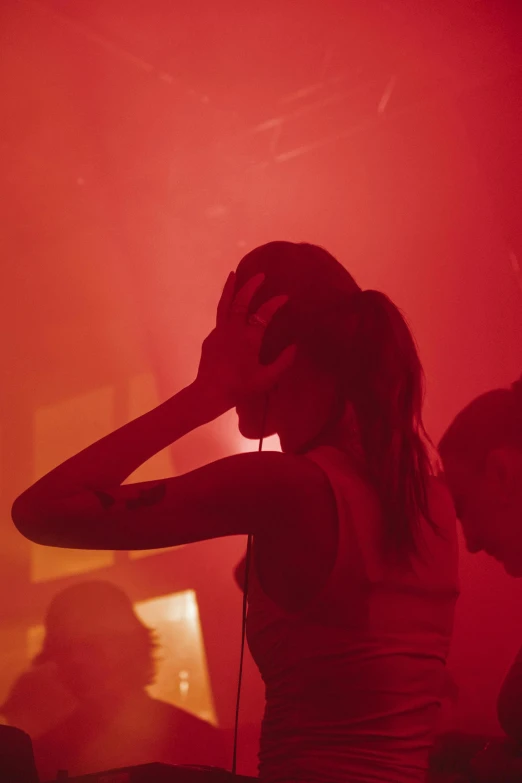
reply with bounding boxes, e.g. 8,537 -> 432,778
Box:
247,446 -> 459,783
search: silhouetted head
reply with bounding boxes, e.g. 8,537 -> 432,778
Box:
439,379 -> 522,575
34,581 -> 157,702
232,241 -> 433,558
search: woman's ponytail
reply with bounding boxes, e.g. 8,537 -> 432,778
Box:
340,289 -> 434,558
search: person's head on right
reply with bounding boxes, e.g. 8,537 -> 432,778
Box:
231,241 -> 434,560
34,581 -> 157,703
438,379 -> 522,575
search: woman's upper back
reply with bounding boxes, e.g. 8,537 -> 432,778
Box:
247,445 -> 459,782
250,444 -> 458,633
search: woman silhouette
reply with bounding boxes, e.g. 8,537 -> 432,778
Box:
13,241 -> 458,782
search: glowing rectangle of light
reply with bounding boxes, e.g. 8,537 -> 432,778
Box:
136,590 -> 217,725
126,373 -> 181,560
31,386 -> 115,582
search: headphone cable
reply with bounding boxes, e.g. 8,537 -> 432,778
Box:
231,399 -> 268,776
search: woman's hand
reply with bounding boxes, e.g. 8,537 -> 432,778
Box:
195,272 -> 296,410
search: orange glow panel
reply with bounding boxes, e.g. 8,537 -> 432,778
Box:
126,373 -> 180,560
31,387 -> 116,582
137,591 -> 217,725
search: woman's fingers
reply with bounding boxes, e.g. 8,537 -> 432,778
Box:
225,274 -> 289,332
254,294 -> 289,326
230,273 -> 265,318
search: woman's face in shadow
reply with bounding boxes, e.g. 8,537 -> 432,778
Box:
236,353 -> 342,455
444,449 -> 522,576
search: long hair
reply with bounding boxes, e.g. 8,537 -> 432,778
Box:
338,287 -> 434,557
235,241 -> 434,559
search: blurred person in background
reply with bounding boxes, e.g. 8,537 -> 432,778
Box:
13,241 -> 458,783
31,580 -> 225,781
434,377 -> 522,782
0,662 -> 76,740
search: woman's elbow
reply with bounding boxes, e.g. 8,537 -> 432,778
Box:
11,494 -> 53,545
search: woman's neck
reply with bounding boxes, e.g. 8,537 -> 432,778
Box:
283,401 -> 365,464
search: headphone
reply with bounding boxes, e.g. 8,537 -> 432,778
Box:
231,394 -> 270,776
